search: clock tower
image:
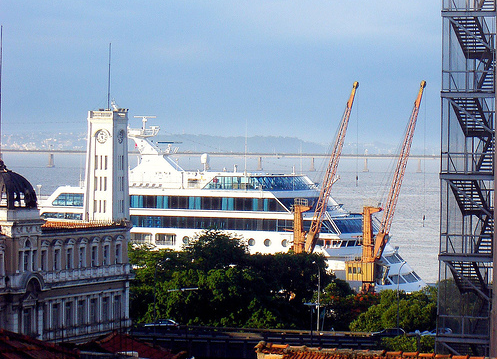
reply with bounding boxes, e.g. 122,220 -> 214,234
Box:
83,104 -> 129,222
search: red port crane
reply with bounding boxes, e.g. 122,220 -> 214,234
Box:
292,81 -> 359,254
346,80 -> 426,292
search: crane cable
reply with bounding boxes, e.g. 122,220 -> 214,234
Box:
422,86 -> 428,227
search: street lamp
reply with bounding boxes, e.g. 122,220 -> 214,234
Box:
303,302 -> 314,346
153,257 -> 171,323
396,261 -> 407,332
312,261 -> 321,332
166,287 -> 199,354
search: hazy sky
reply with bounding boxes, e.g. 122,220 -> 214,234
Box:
1,1 -> 441,149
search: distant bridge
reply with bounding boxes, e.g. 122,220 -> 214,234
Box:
2,148 -> 439,160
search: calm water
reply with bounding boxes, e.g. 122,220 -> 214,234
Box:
3,152 -> 440,285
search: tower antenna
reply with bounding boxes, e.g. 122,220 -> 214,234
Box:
107,43 -> 111,110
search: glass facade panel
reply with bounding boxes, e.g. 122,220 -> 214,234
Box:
131,215 -> 278,232
129,194 -> 289,212
52,193 -> 84,207
333,217 -> 362,234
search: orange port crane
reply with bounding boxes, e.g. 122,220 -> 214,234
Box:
292,81 -> 359,254
346,80 -> 426,292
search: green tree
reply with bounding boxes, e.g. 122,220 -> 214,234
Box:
382,335 -> 435,352
183,230 -> 248,270
129,230 -> 342,329
319,281 -> 379,331
350,287 -> 437,333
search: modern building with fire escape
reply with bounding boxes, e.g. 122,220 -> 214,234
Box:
439,0 -> 495,355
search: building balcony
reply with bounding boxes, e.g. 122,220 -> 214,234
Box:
1,264 -> 131,291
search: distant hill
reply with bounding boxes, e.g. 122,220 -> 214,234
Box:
2,131 -> 436,155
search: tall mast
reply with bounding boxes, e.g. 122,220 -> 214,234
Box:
107,43 -> 111,110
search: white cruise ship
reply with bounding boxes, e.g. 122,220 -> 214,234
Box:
39,118 -> 426,293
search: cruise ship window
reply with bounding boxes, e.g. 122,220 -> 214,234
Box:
130,233 -> 152,243
156,234 -> 176,246
248,238 -> 255,246
264,239 -> 271,247
211,197 -> 222,210
52,193 -> 84,207
385,254 -> 401,264
333,218 -> 363,234
403,272 -> 417,283
222,197 -> 234,211
390,274 -> 406,285
281,240 -> 288,247
157,196 -> 168,209
189,197 -> 201,210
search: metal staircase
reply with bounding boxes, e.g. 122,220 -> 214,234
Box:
439,0 -> 495,355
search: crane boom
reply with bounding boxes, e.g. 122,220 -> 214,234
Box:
345,81 -> 426,292
303,81 -> 359,253
372,80 -> 426,259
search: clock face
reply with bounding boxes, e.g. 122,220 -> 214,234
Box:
118,129 -> 125,144
96,130 -> 108,144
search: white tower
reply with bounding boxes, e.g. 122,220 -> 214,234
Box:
83,105 -> 129,222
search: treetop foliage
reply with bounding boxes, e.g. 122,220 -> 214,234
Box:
129,229 -> 437,334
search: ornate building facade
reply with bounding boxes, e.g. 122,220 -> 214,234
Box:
0,105 -> 133,343
0,160 -> 132,343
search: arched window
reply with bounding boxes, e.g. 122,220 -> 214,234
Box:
19,238 -> 37,272
0,243 -> 5,277
78,238 -> 88,268
52,240 -> 63,271
115,235 -> 124,265
90,237 -> 100,267
65,239 -> 75,270
40,240 -> 49,271
103,237 -> 111,266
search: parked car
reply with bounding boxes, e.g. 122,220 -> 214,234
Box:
421,327 -> 452,336
144,319 -> 179,328
371,328 -> 405,337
